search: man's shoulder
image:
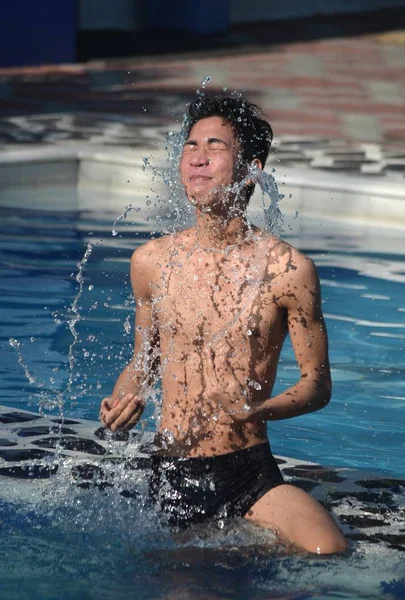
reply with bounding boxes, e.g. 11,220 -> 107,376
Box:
130,235 -> 179,296
265,237 -> 315,274
266,238 -> 320,311
131,234 -> 176,266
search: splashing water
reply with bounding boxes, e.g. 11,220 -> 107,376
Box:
9,88 -> 285,435
65,242 -> 95,405
7,89 -> 287,534
5,95 -> 405,600
142,118 -> 284,237
201,76 -> 212,88
132,90 -> 291,450
142,125 -> 195,235
112,204 -> 134,237
8,337 -> 44,388
196,76 -> 212,97
253,166 -> 284,235
9,239 -> 98,419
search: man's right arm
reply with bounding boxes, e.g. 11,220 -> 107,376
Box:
100,244 -> 160,431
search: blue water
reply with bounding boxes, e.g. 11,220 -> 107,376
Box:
0,189 -> 404,599
1,195 -> 404,477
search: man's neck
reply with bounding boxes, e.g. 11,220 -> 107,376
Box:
194,208 -> 252,252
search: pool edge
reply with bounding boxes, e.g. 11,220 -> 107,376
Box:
1,145 -> 405,229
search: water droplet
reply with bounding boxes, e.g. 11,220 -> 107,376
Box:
112,204 -> 133,237
88,284 -> 94,291
248,379 -> 262,391
200,76 -> 212,90
124,316 -> 131,335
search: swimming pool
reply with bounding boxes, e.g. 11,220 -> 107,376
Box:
0,185 -> 404,599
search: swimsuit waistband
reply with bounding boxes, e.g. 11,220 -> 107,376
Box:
151,442 -> 272,468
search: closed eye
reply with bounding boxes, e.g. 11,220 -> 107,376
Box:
208,138 -> 227,147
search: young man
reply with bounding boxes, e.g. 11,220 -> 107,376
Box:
100,96 -> 348,554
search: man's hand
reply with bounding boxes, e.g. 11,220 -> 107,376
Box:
203,346 -> 254,422
100,393 -> 145,431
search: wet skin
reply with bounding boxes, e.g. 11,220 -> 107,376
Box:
101,116 -> 332,458
100,116 -> 347,553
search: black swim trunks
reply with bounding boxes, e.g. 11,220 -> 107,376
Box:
149,443 -> 284,528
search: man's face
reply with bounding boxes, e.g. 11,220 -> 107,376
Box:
180,116 -> 243,207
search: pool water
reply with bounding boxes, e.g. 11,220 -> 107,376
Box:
0,187 -> 404,599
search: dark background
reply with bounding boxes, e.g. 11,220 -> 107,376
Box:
1,0 -> 405,68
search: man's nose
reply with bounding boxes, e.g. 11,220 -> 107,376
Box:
189,148 -> 210,166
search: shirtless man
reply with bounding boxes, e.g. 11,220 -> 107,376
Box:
100,95 -> 348,555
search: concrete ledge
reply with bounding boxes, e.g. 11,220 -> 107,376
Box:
1,146 -> 405,229
0,147 -> 79,193
273,167 -> 405,229
77,148 -> 166,197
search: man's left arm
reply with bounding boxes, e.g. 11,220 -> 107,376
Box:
251,254 -> 331,422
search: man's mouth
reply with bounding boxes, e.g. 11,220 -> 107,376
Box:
188,175 -> 213,181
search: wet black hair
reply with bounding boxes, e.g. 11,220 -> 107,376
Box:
185,95 -> 273,201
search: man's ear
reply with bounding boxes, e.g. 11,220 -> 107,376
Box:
251,158 -> 263,170
245,158 -> 263,185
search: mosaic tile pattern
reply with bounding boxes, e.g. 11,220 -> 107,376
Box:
1,32 -> 405,178
0,405 -> 404,551
1,113 -> 405,179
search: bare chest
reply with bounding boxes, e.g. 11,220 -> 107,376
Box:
155,255 -> 284,346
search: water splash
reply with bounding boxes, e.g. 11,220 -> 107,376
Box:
201,76 -> 212,88
10,89 -> 284,465
8,338 -> 45,389
196,76 -> 212,97
123,315 -> 132,335
253,167 -> 284,235
112,204 -> 134,237
65,242 -> 94,403
142,124 -> 194,235
145,97 -> 284,237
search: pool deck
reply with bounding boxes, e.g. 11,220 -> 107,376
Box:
1,26 -> 405,225
1,27 -> 405,166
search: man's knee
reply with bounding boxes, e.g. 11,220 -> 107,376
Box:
304,532 -> 349,555
245,483 -> 348,555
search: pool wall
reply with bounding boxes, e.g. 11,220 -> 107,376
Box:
1,146 -> 405,229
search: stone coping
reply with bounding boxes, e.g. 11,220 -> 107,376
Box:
1,145 -> 405,229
